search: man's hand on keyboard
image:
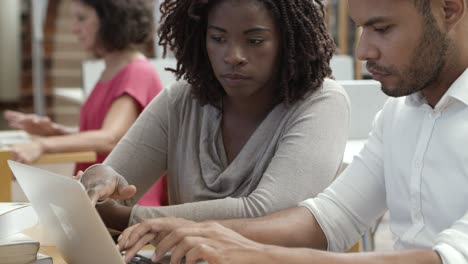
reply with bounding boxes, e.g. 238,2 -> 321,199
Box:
118,217 -> 194,263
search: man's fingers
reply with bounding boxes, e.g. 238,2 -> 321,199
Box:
155,226 -> 204,260
118,223 -> 140,250
144,218 -> 192,246
123,233 -> 155,263
124,223 -> 154,249
151,230 -> 170,246
169,236 -> 208,264
185,244 -> 220,264
120,219 -> 169,251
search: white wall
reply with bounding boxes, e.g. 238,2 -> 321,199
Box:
0,0 -> 21,102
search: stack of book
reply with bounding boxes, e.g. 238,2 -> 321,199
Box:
0,203 -> 52,263
0,202 -> 38,238
0,233 -> 39,263
36,253 -> 53,264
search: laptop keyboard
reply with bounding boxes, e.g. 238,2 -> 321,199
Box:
129,254 -> 154,264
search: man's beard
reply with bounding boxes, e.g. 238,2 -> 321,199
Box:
369,15 -> 450,98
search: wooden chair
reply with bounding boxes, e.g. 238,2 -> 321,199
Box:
347,242 -> 361,252
0,148 -> 96,202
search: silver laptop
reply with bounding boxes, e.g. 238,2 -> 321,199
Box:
9,160 -> 168,264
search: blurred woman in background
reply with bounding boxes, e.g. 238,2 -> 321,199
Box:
4,0 -> 167,206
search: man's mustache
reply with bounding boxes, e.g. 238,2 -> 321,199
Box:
366,61 -> 394,75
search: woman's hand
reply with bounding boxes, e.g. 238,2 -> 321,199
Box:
119,220 -> 268,264
118,217 -> 195,263
3,110 -> 68,136
10,140 -> 44,164
75,164 -> 137,205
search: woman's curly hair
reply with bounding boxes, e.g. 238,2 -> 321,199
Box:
78,0 -> 154,52
159,0 -> 335,107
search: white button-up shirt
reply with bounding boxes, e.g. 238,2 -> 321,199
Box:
300,68 -> 468,263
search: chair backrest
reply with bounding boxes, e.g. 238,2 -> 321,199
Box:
81,58 -> 178,99
338,80 -> 388,139
331,55 -> 354,80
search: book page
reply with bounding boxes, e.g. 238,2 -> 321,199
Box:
0,233 -> 38,246
0,203 -> 30,216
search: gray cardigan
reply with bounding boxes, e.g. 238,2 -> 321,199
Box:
104,79 -> 350,224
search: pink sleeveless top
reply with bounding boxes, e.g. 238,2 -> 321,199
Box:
77,59 -> 167,206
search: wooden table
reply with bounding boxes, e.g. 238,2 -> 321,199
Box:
0,148 -> 96,202
39,246 -> 67,264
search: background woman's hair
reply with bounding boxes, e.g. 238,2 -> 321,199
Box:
159,0 -> 336,107
78,0 -> 154,52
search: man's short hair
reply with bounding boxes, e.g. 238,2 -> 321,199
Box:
414,0 -> 468,15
